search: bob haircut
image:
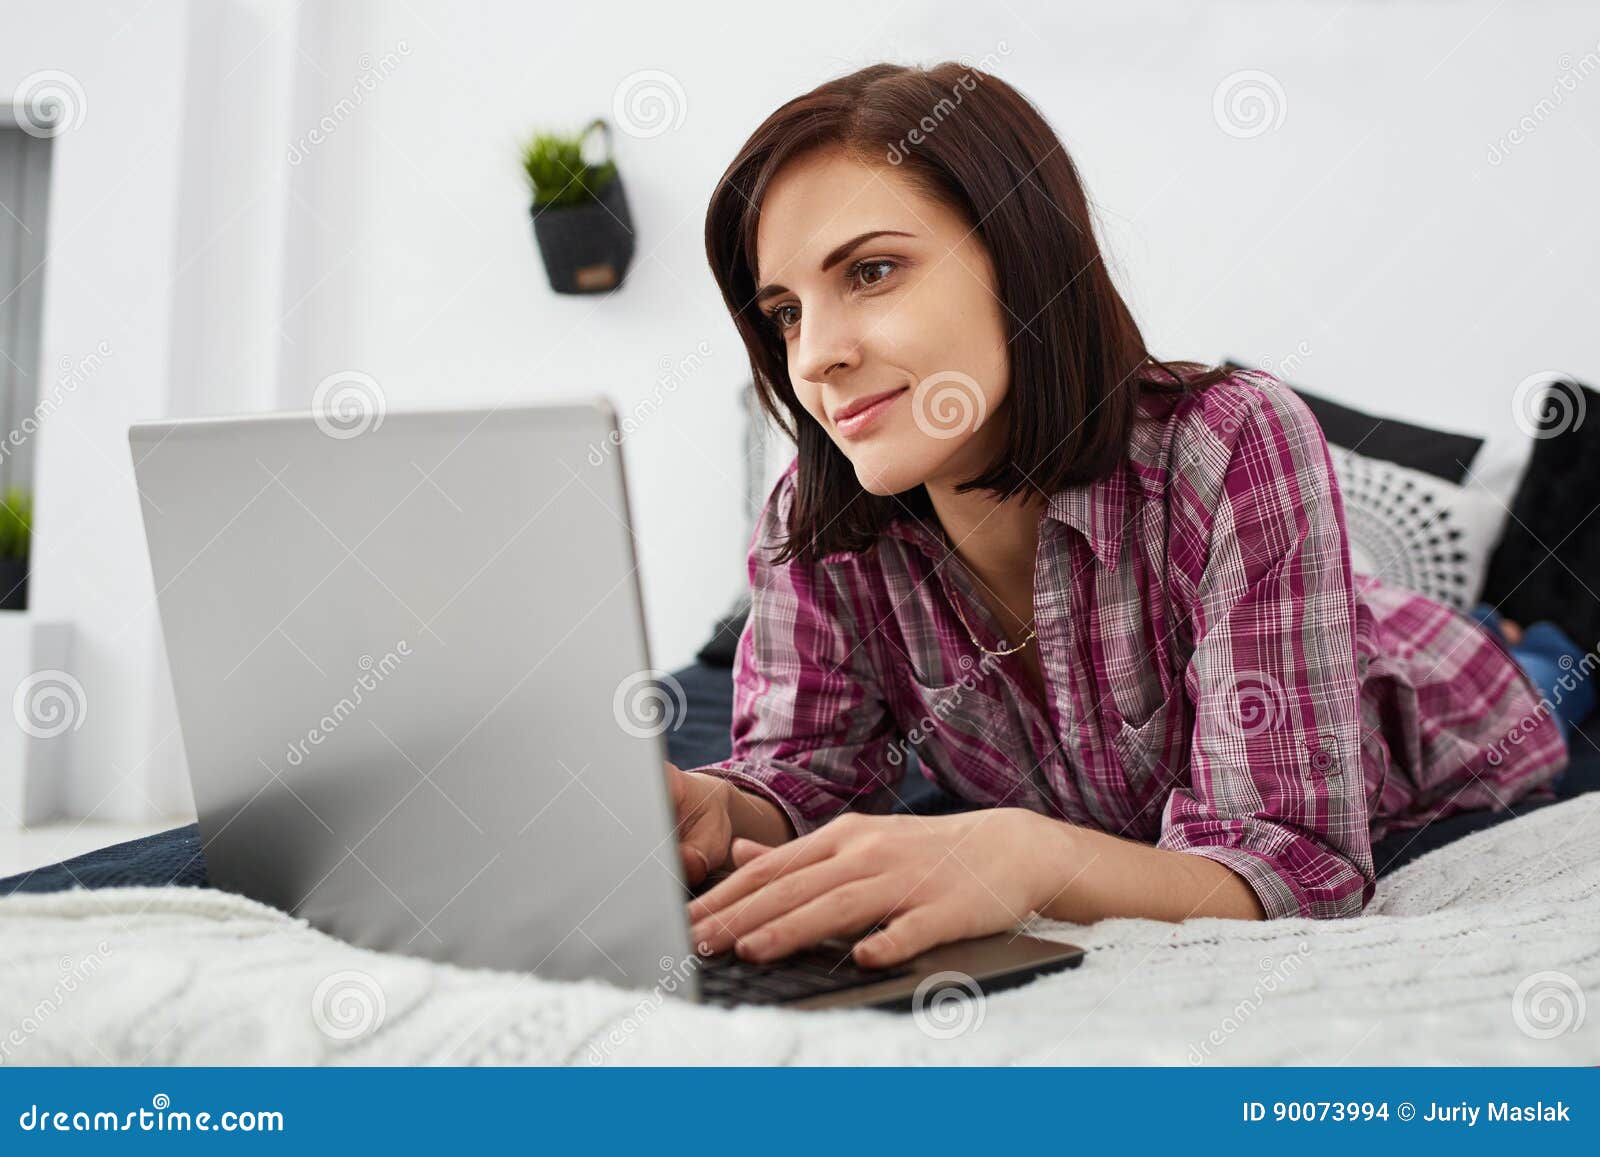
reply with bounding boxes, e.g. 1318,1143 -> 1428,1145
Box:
704,61 -> 1229,564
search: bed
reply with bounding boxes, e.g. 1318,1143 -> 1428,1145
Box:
2,658 -> 1597,1065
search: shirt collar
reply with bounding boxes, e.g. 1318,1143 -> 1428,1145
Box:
882,389 -> 1174,570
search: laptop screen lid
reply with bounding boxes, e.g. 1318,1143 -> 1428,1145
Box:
128,401 -> 693,990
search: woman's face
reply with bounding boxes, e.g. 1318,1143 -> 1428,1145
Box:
754,147 -> 1012,496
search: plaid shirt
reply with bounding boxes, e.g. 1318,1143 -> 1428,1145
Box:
689,370 -> 1569,920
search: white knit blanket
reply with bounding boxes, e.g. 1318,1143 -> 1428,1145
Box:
3,794 -> 1597,1066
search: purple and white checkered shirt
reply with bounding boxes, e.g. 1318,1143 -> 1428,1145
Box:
689,370 -> 1569,919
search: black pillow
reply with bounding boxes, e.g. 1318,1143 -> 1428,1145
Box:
1478,378 -> 1600,651
1222,359 -> 1484,482
695,596 -> 750,668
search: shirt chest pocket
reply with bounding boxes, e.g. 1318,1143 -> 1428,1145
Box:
898,667 -> 1044,809
1110,689 -> 1189,796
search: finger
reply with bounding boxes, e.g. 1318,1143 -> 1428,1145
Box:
686,828 -> 832,923
733,876 -> 899,963
729,837 -> 771,867
665,762 -> 686,811
851,904 -> 959,968
678,811 -> 728,887
689,852 -> 869,955
679,842 -> 709,887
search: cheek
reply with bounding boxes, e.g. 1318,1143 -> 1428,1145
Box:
791,379 -> 824,425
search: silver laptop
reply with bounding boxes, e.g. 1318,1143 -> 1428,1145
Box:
128,400 -> 1082,1011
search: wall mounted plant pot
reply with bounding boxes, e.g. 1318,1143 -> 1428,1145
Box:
0,558 -> 26,611
529,120 -> 635,295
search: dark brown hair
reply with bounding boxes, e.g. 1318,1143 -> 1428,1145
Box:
704,61 -> 1228,563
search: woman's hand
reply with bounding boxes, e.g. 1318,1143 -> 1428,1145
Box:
685,809 -> 1052,967
668,762 -> 800,889
666,761 -> 737,888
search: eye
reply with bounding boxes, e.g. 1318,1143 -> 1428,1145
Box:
854,258 -> 896,287
762,258 -> 902,337
768,303 -> 801,334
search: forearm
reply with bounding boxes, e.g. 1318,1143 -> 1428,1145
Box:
1019,811 -> 1266,923
726,784 -> 797,846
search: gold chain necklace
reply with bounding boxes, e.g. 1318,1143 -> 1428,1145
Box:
948,588 -> 1037,656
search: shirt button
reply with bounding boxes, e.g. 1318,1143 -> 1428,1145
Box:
1305,736 -> 1335,774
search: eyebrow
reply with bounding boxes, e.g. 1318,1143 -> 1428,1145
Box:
754,229 -> 915,305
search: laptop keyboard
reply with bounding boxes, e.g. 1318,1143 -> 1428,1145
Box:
695,942 -> 912,1007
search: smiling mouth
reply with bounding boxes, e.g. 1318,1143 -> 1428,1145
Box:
831,385 -> 909,429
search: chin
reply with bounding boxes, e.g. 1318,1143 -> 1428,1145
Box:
843,433 -> 949,497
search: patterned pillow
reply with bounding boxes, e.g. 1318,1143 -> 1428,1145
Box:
1329,443 -> 1507,611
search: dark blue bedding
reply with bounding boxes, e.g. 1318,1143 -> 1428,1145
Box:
4,660 -> 1596,896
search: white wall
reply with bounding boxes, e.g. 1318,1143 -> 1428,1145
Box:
1,0 -> 193,821
4,0 -> 1599,821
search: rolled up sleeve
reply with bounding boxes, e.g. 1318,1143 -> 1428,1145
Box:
683,465 -> 900,837
1158,383 -> 1377,920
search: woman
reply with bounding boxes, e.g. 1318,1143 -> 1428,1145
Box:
669,62 -> 1586,968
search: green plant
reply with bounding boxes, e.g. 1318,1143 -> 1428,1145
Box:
520,122 -> 617,209
0,487 -> 31,560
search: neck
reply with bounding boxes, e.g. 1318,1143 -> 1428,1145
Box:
923,474 -> 1046,597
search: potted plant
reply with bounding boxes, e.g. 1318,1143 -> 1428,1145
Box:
522,118 -> 636,294
0,487 -> 30,612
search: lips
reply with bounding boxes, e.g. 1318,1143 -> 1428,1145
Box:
830,386 -> 909,425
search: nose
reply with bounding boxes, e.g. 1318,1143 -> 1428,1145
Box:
791,299 -> 861,384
